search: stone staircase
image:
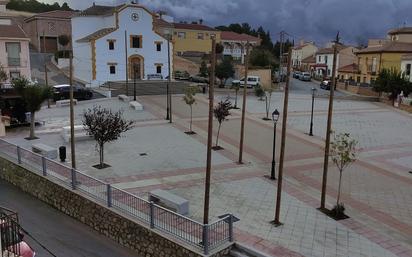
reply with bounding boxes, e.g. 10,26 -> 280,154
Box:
225,244 -> 271,257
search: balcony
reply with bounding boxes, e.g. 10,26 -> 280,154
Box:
7,57 -> 21,67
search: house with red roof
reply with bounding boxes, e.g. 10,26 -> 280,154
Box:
291,40 -> 318,69
220,31 -> 260,63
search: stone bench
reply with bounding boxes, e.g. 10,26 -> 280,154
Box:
61,125 -> 92,142
149,189 -> 189,215
118,94 -> 130,101
32,143 -> 57,159
129,101 -> 143,111
56,99 -> 77,107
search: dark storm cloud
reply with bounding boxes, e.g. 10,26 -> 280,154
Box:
46,0 -> 412,45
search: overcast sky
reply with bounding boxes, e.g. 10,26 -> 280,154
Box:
41,0 -> 412,46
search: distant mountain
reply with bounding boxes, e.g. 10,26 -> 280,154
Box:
6,0 -> 73,13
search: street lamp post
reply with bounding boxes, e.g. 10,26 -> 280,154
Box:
166,33 -> 171,120
271,109 -> 280,180
309,87 -> 316,136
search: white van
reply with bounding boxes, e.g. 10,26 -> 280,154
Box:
232,76 -> 261,88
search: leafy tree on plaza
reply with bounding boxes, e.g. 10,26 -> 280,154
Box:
330,132 -> 357,219
213,98 -> 232,150
215,56 -> 235,87
249,48 -> 275,67
254,85 -> 265,101
0,65 -> 7,84
373,68 -> 412,104
58,34 -> 71,58
199,61 -> 208,77
183,86 -> 198,134
82,106 -> 134,169
12,78 -> 52,139
263,85 -> 275,120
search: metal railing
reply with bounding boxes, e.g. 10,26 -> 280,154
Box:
0,139 -> 234,254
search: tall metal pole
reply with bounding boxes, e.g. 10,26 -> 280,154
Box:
238,42 -> 250,164
320,33 -> 340,210
125,30 -> 129,96
309,88 -> 315,136
43,31 -> 50,108
273,48 -> 292,226
166,35 -> 170,120
279,31 -> 285,80
69,52 -> 76,169
270,122 -> 277,180
203,37 -> 216,225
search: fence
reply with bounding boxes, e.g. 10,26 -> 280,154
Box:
0,139 -> 234,254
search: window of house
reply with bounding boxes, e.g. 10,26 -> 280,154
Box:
210,33 -> 216,39
363,76 -> 367,83
156,65 -> 162,74
177,32 -> 186,39
406,63 -> 412,76
6,42 -> 21,67
372,57 -> 377,72
9,71 -> 20,79
198,33 -> 204,40
327,69 -> 331,76
357,76 -> 361,83
318,56 -> 321,62
156,42 -> 162,52
130,35 -> 142,48
109,65 -> 116,74
325,55 -> 328,64
108,41 -> 115,50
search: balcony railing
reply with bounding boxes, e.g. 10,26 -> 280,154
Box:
7,58 -> 21,67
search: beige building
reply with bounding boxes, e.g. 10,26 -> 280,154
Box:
23,10 -> 75,53
291,41 -> 318,69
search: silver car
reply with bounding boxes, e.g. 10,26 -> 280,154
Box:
300,72 -> 311,81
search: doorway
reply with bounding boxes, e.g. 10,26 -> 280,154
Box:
128,55 -> 144,80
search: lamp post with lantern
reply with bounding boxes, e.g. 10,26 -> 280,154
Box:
271,109 -> 280,180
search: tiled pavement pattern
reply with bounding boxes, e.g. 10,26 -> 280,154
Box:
4,89 -> 412,257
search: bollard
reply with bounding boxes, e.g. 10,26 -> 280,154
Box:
17,146 -> 21,164
203,224 -> 209,255
149,201 -> 155,229
71,168 -> 77,190
41,156 -> 47,176
107,184 -> 112,207
228,214 -> 234,242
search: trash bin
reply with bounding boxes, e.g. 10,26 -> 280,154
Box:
59,146 -> 66,162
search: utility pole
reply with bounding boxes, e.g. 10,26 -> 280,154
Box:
273,47 -> 292,226
320,32 -> 340,210
125,30 -> 129,96
69,52 -> 76,169
203,37 -> 216,226
43,32 -> 50,108
166,34 -> 171,120
238,42 -> 250,164
279,31 -> 285,80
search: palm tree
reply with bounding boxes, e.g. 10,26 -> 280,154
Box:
13,78 -> 51,139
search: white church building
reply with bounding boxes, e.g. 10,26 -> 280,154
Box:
72,3 -> 172,87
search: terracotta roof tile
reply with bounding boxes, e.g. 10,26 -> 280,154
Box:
0,24 -> 28,39
25,10 -> 76,21
338,63 -> 358,72
173,23 -> 216,31
357,41 -> 412,54
316,45 -> 346,55
220,31 -> 260,42
76,4 -> 125,17
301,55 -> 316,63
388,27 -> 412,35
76,27 -> 116,43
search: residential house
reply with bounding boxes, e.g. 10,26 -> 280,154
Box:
0,20 -> 31,82
314,45 -> 357,79
401,55 -> 412,82
23,10 -> 75,53
0,0 -> 8,13
71,3 -> 172,86
220,31 -> 260,63
172,22 -> 220,56
338,63 -> 358,81
301,55 -> 316,73
291,41 -> 318,69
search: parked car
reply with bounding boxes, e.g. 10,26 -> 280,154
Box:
53,84 -> 93,101
188,75 -> 208,83
300,72 -> 311,81
174,71 -> 190,80
293,71 -> 302,79
232,76 -> 261,88
320,80 -> 332,90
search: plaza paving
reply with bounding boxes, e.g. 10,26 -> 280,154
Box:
3,85 -> 412,257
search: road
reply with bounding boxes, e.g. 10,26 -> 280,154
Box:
289,76 -> 347,97
0,179 -> 139,257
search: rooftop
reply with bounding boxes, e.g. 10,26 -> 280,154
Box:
24,10 -> 75,22
316,45 -> 346,55
388,27 -> 412,35
76,27 -> 116,43
301,55 -> 316,63
76,4 -> 125,17
220,31 -> 260,43
0,24 -> 28,39
173,22 -> 217,31
338,63 -> 359,73
357,41 -> 412,54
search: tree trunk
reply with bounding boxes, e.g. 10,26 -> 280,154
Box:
99,144 -> 104,167
265,95 -> 269,119
235,90 -> 238,108
216,123 -> 222,147
190,105 -> 193,132
337,170 -> 343,206
29,112 -> 35,139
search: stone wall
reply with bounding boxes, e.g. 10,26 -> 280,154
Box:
0,157 -> 232,257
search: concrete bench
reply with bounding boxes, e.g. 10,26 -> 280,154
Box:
118,94 -> 130,101
129,101 -> 144,111
32,143 -> 57,159
56,99 -> 77,107
61,125 -> 92,142
149,189 -> 189,215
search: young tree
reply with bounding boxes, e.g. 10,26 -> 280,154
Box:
58,35 -> 71,58
330,132 -> 357,218
373,68 -> 412,104
82,106 -> 134,169
0,65 -> 7,85
199,61 -> 208,78
12,78 -> 51,139
183,86 -> 198,134
254,85 -> 265,100
215,56 -> 235,87
230,82 -> 240,109
213,98 -> 232,150
263,85 -> 275,120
